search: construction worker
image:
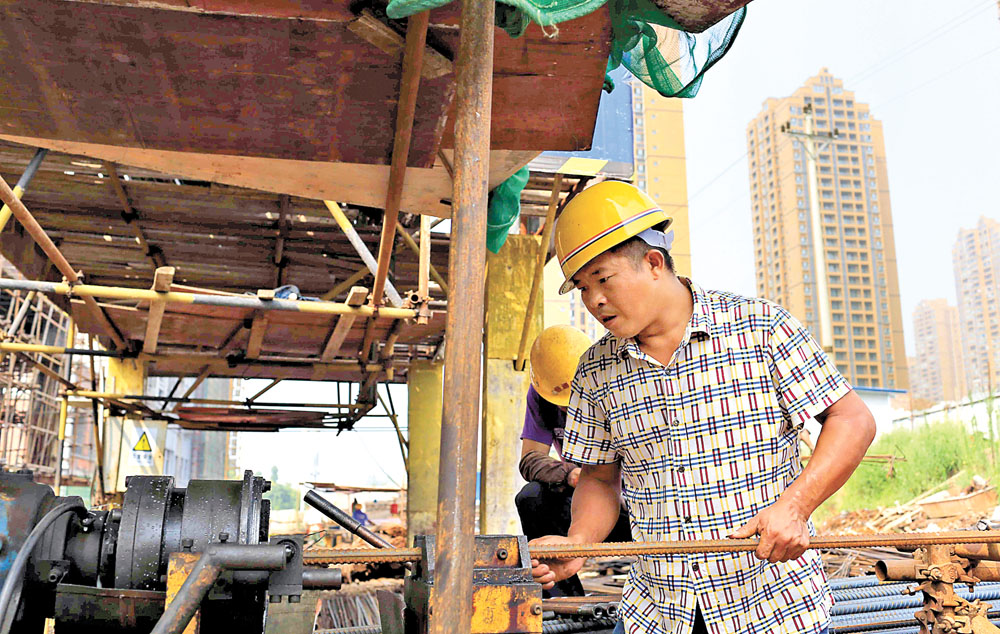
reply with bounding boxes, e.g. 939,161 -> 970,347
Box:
516,325 -> 632,597
351,499 -> 373,528
529,181 -> 876,634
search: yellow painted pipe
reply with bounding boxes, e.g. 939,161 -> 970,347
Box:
321,267 -> 369,301
0,342 -> 76,355
0,185 -> 24,234
54,396 -> 68,495
9,282 -> 416,319
139,353 -> 386,371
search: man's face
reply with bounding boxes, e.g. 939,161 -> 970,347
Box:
571,250 -> 658,339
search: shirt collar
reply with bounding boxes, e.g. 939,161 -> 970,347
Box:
614,277 -> 714,361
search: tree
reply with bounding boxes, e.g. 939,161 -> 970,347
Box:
264,465 -> 299,511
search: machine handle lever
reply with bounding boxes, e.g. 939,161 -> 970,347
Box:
303,490 -> 394,550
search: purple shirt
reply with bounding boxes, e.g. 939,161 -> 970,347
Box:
520,384 -> 569,459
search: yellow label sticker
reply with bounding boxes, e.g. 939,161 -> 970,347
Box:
133,432 -> 152,452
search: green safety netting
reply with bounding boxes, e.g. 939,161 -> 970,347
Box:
385,0 -> 746,99
486,166 -> 530,253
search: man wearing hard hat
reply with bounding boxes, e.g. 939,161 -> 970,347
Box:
516,324 -> 632,597
529,181 -> 876,634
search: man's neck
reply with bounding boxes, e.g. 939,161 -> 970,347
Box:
634,275 -> 694,365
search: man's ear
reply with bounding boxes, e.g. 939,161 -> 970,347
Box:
645,249 -> 668,279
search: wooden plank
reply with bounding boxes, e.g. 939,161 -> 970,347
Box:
180,365 -> 213,399
0,2 -> 609,160
0,136 -> 537,219
246,313 -> 268,359
347,9 -> 453,80
0,2 -> 455,166
56,0 -> 357,21
142,266 -> 175,353
321,286 -> 368,361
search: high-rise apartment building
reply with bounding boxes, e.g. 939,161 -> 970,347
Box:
910,299 -> 965,403
544,77 -> 690,337
746,69 -> 908,389
631,80 -> 691,276
953,217 -> 1000,394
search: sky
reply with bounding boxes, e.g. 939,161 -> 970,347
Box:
237,380 -> 411,488
239,0 -> 1000,486
685,0 -> 1000,356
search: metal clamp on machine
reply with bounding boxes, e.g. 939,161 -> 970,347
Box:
401,535 -> 542,634
876,542 -> 1000,633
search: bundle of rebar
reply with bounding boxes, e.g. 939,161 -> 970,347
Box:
829,577 -> 1000,633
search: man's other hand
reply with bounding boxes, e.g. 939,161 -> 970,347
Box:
529,535 -> 586,589
727,499 -> 811,563
566,467 -> 582,488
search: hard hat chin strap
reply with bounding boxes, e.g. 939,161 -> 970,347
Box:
636,227 -> 674,252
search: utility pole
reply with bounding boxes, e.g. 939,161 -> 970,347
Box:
781,104 -> 837,351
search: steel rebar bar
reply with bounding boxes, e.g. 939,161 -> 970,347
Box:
302,530 -> 1000,565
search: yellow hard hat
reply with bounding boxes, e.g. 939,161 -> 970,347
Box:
554,181 -> 672,294
529,325 -> 592,407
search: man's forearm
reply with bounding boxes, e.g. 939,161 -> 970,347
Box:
567,467 -> 622,543
520,451 -> 577,485
781,414 -> 875,517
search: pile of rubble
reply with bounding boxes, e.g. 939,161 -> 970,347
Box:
819,474 -> 997,535
818,474 -> 1000,578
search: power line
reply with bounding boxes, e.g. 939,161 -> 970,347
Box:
872,43 -> 1000,111
848,0 -> 996,86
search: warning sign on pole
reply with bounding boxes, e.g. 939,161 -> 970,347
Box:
132,431 -> 153,466
114,420 -> 167,492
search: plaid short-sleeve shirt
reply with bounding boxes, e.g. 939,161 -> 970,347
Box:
562,279 -> 852,634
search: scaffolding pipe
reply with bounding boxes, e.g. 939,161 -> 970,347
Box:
514,174 -> 562,371
430,1 -> 494,633
0,278 -> 416,319
87,335 -> 106,501
65,391 -> 369,409
0,176 -> 126,349
6,291 -> 37,338
321,267 -> 369,302
371,10 -> 430,306
323,201 -> 403,307
53,396 -> 68,495
0,291 -> 37,366
396,223 -> 448,296
248,378 -> 282,402
0,342 -> 124,357
0,148 -> 47,232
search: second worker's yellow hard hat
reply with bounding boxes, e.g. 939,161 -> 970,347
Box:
554,181 -> 672,294
529,325 -> 593,407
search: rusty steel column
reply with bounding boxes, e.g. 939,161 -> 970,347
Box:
430,0 -> 494,633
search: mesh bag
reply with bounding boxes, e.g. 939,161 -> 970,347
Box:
606,0 -> 746,98
385,0 -> 746,98
486,166 -> 530,253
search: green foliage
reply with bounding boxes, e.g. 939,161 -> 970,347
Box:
816,420 -> 997,523
263,465 -> 300,512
